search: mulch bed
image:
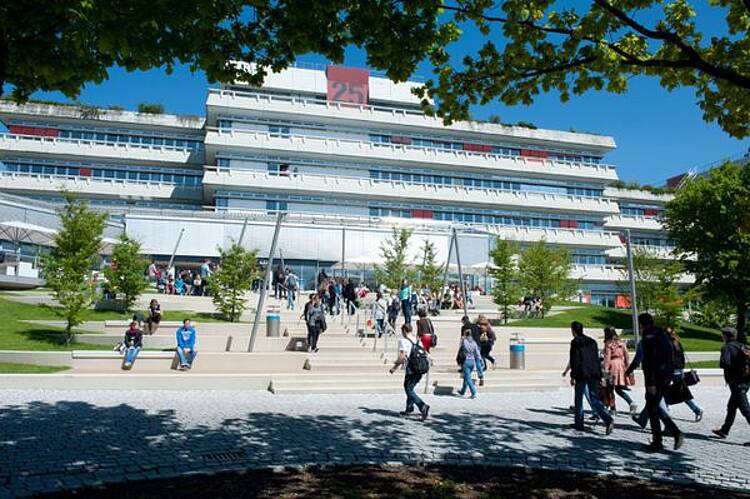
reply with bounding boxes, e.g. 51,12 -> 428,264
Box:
46,464 -> 749,499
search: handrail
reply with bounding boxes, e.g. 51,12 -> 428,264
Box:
0,170 -> 203,188
0,132 -> 201,153
204,166 -> 618,205
206,128 -> 617,175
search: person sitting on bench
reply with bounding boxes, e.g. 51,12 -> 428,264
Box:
122,321 -> 143,370
175,319 -> 197,370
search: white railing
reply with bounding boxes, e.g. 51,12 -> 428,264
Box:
205,129 -> 618,179
0,171 -> 203,189
0,133 -> 201,154
203,167 -> 619,211
207,89 -> 615,170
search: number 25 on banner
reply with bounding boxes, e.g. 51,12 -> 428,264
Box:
328,81 -> 366,104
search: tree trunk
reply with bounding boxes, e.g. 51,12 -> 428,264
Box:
737,301 -> 747,345
65,322 -> 72,346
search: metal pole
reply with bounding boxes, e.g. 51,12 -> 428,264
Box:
237,218 -> 249,246
453,228 -> 469,318
166,228 -> 185,270
341,227 -> 346,280
440,231 -> 456,298
249,213 -> 285,352
625,229 -> 640,344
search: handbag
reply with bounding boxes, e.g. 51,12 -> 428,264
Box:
665,380 -> 693,405
683,353 -> 701,386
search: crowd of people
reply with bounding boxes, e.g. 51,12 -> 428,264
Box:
145,259 -> 217,296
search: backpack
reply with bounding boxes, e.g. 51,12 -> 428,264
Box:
408,340 -> 430,375
738,344 -> 750,380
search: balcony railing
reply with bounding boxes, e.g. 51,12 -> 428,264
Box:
0,171 -> 203,189
0,133 -> 200,154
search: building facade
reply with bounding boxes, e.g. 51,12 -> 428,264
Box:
0,64 -> 681,303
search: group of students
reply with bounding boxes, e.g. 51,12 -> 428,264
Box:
568,313 -> 750,451
145,259 -> 215,296
119,301 -> 197,371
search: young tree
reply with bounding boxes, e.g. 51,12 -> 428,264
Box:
414,239 -> 442,293
664,162 -> 750,343
518,240 -> 573,318
208,242 -> 258,322
43,195 -> 106,343
102,234 -> 149,312
374,228 -> 414,291
489,238 -> 521,324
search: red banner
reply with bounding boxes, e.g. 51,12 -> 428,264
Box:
326,65 -> 368,104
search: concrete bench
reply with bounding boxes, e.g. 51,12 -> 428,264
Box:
104,320 -> 185,328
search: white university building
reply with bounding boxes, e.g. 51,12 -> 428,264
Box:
0,63 -> 680,304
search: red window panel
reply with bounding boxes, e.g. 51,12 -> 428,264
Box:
411,210 -> 433,219
8,125 -> 27,135
42,127 -> 59,137
79,168 -> 92,176
326,65 -> 369,104
390,135 -> 412,145
567,220 -> 578,229
520,149 -> 549,159
463,143 -> 493,153
421,210 -> 433,219
643,208 -> 658,217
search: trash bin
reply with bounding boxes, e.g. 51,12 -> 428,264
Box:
266,311 -> 280,337
509,333 -> 525,369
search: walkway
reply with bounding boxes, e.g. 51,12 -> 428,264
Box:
0,386 -> 748,497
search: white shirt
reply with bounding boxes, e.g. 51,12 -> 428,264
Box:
373,298 -> 388,320
399,336 -> 416,359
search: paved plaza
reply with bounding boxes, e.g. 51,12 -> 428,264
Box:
0,386 -> 748,497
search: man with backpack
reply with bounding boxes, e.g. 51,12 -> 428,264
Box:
712,327 -> 750,445
389,323 -> 430,420
569,321 -> 614,434
286,269 -> 298,310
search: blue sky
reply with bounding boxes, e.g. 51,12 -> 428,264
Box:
28,7 -> 749,186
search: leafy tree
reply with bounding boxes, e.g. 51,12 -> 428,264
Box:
664,162 -> 750,343
137,102 -> 164,114
209,241 -> 258,322
417,1 -> 750,138
518,240 -> 573,318
102,234 -> 149,312
489,238 -> 521,324
414,238 -> 442,293
374,228 -> 415,291
689,288 -> 736,331
43,195 -> 106,343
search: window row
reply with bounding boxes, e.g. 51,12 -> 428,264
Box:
58,129 -> 202,150
1,162 -> 202,186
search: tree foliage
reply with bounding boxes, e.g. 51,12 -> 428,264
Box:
518,240 -> 573,318
102,234 -> 149,312
4,2 -> 747,137
209,241 -> 258,322
664,162 -> 750,342
43,195 -> 106,342
374,228 -> 415,291
414,238 -> 442,293
489,238 -> 521,324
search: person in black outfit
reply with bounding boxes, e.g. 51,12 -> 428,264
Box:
569,321 -> 614,433
343,279 -> 356,315
639,313 -> 684,451
712,327 -> 750,444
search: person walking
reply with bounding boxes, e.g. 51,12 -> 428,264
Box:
175,319 -> 197,370
666,327 -> 703,422
416,309 -> 435,353
712,327 -> 750,444
145,299 -> 162,336
457,327 -> 483,398
399,278 -> 412,324
603,326 -> 638,415
387,293 -> 399,330
122,321 -> 143,370
569,321 -> 614,434
304,294 -> 326,353
389,323 -> 430,420
343,279 -> 356,316
477,316 -> 497,370
373,292 -> 388,338
639,313 -> 684,451
286,270 -> 299,310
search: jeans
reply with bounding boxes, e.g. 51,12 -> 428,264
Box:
635,397 -> 669,428
287,291 -> 296,310
646,384 -> 680,445
458,360 -> 478,397
375,318 -> 385,338
346,298 -> 355,316
720,382 -> 750,435
176,347 -> 196,367
124,346 -> 141,365
401,300 -> 411,324
614,386 -> 634,405
404,371 -> 426,412
307,324 -> 320,350
574,379 -> 612,429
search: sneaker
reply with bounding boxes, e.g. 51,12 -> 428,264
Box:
674,432 -> 685,451
123,362 -> 131,368
629,403 -> 639,414
712,428 -> 728,439
398,411 -> 413,417
606,420 -> 615,435
694,409 -> 703,423
632,415 -> 647,430
479,379 -> 485,387
314,348 -> 319,353
469,395 -> 477,399
420,405 -> 430,421
644,442 -> 665,452
456,391 -> 466,397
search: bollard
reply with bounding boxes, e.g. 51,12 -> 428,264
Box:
266,309 -> 281,337
509,332 -> 525,369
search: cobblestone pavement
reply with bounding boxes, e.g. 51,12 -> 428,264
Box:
0,386 -> 748,497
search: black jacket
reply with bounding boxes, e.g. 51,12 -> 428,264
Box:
641,326 -> 673,387
569,335 -> 602,381
720,340 -> 747,384
671,341 -> 686,371
123,328 -> 143,348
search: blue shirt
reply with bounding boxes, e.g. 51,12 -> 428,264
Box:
176,326 -> 196,349
399,285 -> 411,301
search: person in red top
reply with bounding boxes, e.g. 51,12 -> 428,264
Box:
416,309 -> 435,353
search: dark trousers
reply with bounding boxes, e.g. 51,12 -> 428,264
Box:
404,371 -> 425,413
306,324 -> 320,350
401,300 -> 412,324
646,384 -> 680,445
721,382 -> 750,434
480,342 -> 495,368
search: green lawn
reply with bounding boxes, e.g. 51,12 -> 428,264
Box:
0,296 -> 236,351
505,304 -> 723,352
689,360 -> 720,369
0,362 -> 69,373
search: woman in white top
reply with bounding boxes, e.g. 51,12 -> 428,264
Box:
372,292 -> 388,338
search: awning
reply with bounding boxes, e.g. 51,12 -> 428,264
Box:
0,221 -> 58,247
